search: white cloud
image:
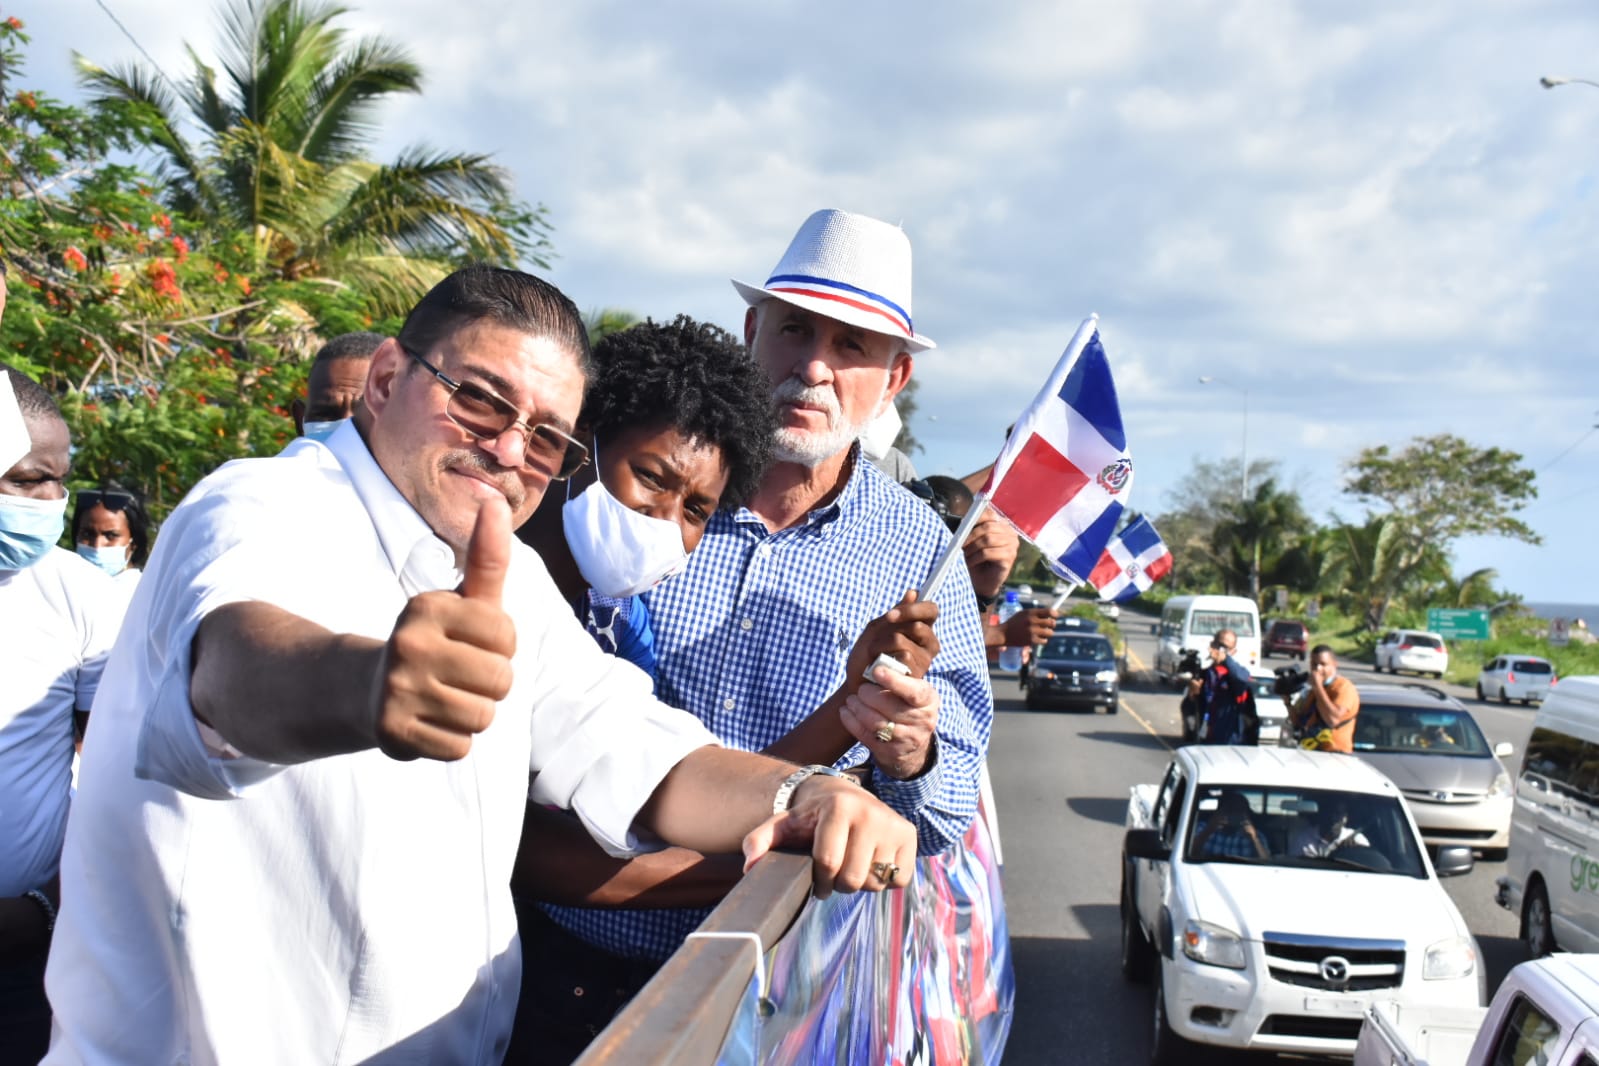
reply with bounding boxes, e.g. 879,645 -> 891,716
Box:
21,0 -> 1599,599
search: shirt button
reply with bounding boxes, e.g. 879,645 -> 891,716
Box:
740,618 -> 754,631
723,698 -> 736,711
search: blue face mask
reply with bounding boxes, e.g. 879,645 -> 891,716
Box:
301,419 -> 344,443
76,542 -> 131,577
0,493 -> 67,572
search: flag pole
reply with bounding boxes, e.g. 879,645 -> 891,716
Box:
1052,585 -> 1079,612
917,491 -> 993,604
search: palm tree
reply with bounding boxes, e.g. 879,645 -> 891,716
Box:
1316,514 -> 1445,630
1212,478 -> 1312,601
583,308 -> 641,347
77,0 -> 549,313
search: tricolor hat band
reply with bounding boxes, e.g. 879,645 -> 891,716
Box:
765,273 -> 914,339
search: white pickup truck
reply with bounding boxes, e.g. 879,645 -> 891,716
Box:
1355,954 -> 1599,1066
1121,744 -> 1485,1063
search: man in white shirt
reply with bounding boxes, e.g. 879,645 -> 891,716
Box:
0,365 -> 121,1064
44,266 -> 914,1065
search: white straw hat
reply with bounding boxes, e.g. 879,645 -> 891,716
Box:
732,209 -> 935,352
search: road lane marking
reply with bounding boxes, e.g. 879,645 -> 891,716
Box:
1120,644 -> 1172,751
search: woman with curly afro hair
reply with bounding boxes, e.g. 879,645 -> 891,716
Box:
516,314 -> 774,676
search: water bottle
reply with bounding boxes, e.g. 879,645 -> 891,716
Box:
998,590 -> 1024,672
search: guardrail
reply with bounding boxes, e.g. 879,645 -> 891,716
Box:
573,852 -> 813,1065
574,784 -> 1013,1065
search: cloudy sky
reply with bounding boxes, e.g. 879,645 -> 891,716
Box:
21,0 -> 1599,604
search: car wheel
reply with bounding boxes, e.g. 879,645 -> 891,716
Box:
1476,682 -> 1485,700
1120,871 -> 1152,982
1108,701 -> 1120,715
1480,848 -> 1509,863
1500,686 -> 1511,704
1150,963 -> 1193,1066
1525,882 -> 1556,958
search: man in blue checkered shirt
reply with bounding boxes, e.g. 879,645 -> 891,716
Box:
509,210 -> 995,1060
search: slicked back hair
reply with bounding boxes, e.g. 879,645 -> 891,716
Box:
313,331 -> 385,367
396,265 -> 592,379
3,365 -> 64,425
583,316 -> 775,510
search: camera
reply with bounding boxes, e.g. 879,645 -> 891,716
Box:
1273,665 -> 1310,697
1175,648 -> 1204,681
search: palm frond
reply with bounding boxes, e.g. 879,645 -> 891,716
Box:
297,38 -> 422,162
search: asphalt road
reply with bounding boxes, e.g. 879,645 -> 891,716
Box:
993,608 -> 1534,1065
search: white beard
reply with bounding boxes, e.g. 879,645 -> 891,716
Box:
769,378 -> 884,468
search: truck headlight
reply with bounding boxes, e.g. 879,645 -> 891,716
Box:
1036,670 -> 1055,681
1423,936 -> 1476,980
1095,669 -> 1119,683
1487,773 -> 1511,798
1182,920 -> 1246,970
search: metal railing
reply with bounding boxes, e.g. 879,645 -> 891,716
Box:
573,852 -> 813,1065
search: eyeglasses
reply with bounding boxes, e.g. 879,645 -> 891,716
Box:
78,489 -> 139,511
402,345 -> 589,480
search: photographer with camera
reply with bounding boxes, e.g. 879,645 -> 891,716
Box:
1188,629 -> 1257,745
1284,645 -> 1359,752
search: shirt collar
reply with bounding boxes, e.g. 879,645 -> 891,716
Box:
320,420 -> 461,596
726,442 -> 873,537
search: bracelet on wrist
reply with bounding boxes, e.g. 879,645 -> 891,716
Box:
25,889 -> 56,934
772,764 -> 855,814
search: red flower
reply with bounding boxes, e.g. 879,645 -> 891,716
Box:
172,235 -> 190,263
151,213 -> 172,234
146,259 -> 181,301
16,91 -> 36,111
5,16 -> 23,29
237,276 -> 252,296
63,247 -> 88,271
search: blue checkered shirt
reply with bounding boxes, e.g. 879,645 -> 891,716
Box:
543,449 -> 994,960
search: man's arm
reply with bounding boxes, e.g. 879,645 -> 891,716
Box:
762,591 -> 939,777
1309,678 -> 1359,730
513,803 -> 742,908
190,499 -> 517,764
636,746 -> 916,898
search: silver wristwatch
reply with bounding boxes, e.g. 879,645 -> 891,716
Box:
772,764 -> 854,814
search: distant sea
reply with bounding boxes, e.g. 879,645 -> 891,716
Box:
1525,602 -> 1599,624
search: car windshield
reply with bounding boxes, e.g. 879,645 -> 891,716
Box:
1041,636 -> 1113,662
1514,661 -> 1553,674
1184,784 -> 1427,877
1191,610 -> 1257,638
1352,705 -> 1492,757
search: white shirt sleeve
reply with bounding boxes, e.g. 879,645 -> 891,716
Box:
131,487 -> 297,799
515,559 -> 721,858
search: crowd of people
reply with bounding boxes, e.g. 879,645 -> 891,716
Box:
0,210 -> 1051,1064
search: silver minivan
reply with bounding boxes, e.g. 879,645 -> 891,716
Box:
1495,677 -> 1599,958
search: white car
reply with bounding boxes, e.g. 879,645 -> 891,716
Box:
1123,746 -> 1484,1063
1375,629 -> 1449,679
1476,655 -> 1557,705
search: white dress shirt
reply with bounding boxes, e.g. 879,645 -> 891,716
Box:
44,422 -> 719,1066
0,547 -> 120,896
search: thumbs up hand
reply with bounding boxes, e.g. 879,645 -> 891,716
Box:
370,497 -> 518,761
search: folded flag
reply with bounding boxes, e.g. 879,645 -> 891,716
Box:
1088,516 -> 1172,602
982,316 -> 1133,584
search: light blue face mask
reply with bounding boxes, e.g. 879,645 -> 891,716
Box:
77,542 -> 131,577
301,419 -> 345,443
0,493 -> 67,572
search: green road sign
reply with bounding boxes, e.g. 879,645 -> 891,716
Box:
1427,608 -> 1490,641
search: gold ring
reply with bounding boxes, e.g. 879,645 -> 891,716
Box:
871,861 -> 901,885
874,722 -> 895,743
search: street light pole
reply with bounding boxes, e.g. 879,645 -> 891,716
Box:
1197,376 -> 1249,500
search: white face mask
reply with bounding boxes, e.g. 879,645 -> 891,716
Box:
301,419 -> 344,443
561,443 -> 689,598
77,542 -> 131,577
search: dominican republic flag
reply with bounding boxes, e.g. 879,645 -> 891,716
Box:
982,316 -> 1133,585
1088,516 -> 1173,602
